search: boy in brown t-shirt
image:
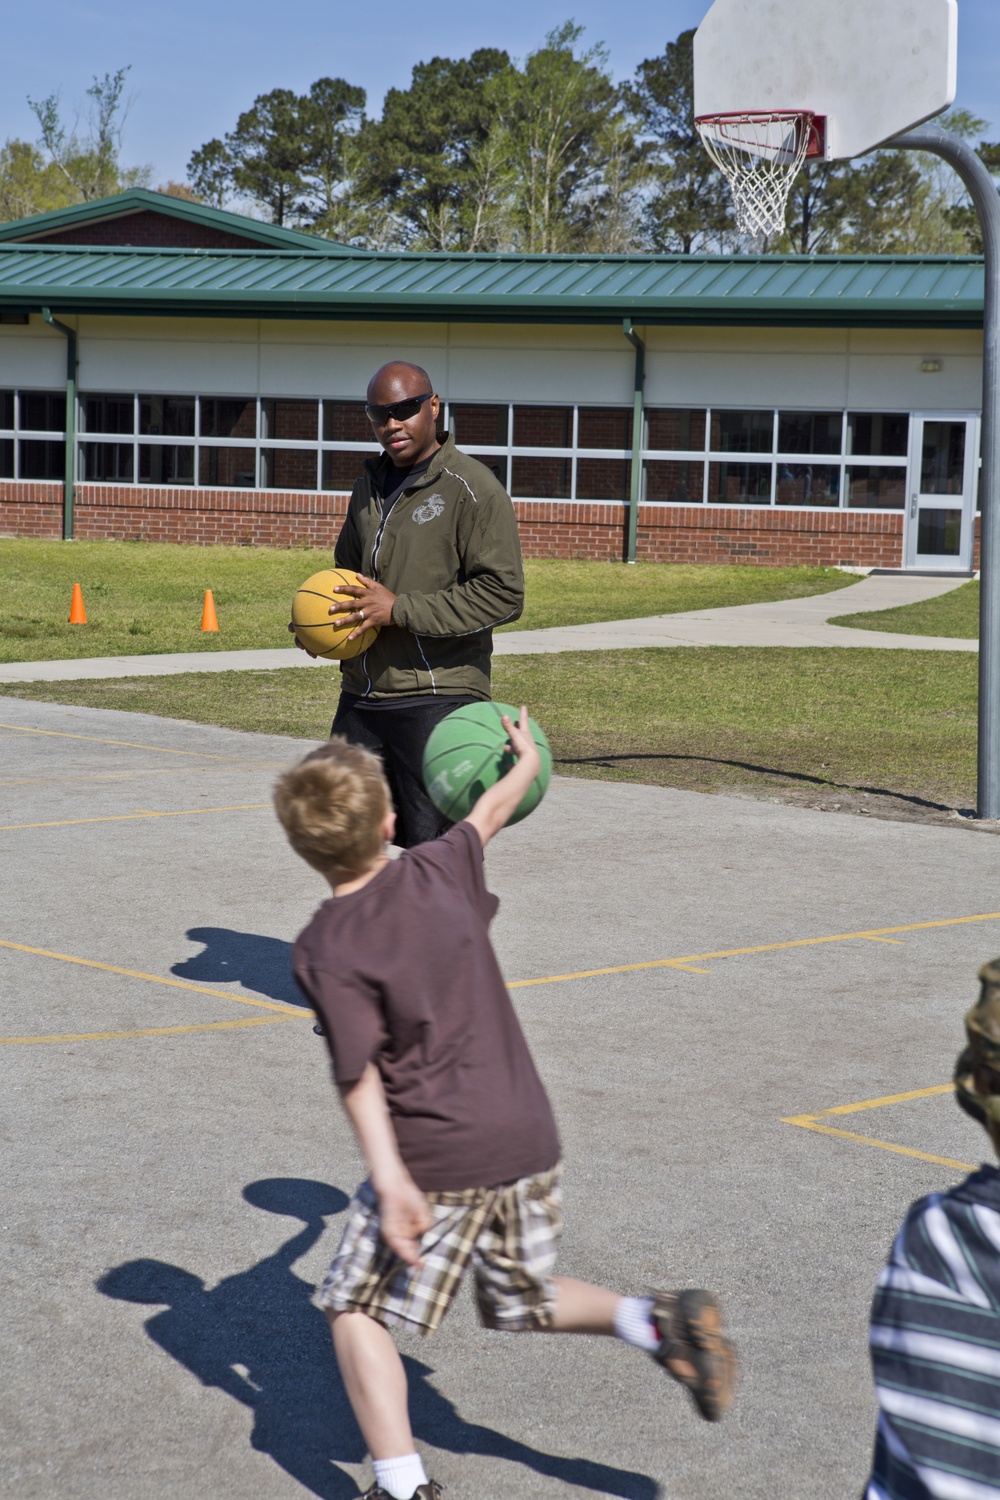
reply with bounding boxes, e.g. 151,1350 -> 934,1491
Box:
274,710 -> 737,1500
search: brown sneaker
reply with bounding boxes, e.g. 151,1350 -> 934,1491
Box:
361,1483 -> 443,1500
650,1288 -> 737,1422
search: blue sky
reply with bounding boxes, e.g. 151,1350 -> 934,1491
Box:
3,0 -> 998,188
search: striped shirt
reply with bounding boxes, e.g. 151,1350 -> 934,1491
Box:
866,1165 -> 1000,1500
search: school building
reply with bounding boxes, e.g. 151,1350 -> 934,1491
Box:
0,188 -> 985,571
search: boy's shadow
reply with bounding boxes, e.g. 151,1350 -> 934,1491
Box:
97,1178 -> 658,1499
171,928 -> 308,1008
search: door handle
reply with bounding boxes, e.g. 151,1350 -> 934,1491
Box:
910,493 -> 918,519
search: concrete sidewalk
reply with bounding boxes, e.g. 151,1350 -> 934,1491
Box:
0,572 -> 972,684
495,571 -> 973,654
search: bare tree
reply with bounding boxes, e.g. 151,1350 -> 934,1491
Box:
28,67 -> 149,201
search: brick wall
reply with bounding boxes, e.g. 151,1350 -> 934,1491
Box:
515,499 -> 910,568
0,480 -> 921,568
0,481 -> 349,548
0,481 -> 62,537
21,210 -> 274,252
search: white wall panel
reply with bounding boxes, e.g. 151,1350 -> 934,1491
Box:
645,352 -> 851,408
446,346 -> 634,404
847,328 -> 981,354
81,316 -> 258,343
258,340 -> 448,397
1,318 -> 987,417
846,356 -> 981,410
448,323 -> 627,352
80,338 -> 260,393
646,325 -> 851,355
644,328 -> 983,412
0,330 -> 66,388
260,318 -> 448,345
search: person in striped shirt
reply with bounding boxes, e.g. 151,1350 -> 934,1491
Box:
865,957 -> 1000,1500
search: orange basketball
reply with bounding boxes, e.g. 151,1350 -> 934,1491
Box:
291,569 -> 380,660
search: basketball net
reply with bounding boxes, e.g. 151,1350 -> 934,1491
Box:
695,111 -> 817,241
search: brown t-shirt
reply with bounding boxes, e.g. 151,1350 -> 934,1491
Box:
292,821 -> 561,1192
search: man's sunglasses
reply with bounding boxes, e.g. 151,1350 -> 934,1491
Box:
364,392 -> 434,424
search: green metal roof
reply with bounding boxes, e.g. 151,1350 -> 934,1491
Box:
0,243 -> 985,327
0,189 -> 353,255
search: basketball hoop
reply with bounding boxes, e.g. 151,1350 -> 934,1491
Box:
695,111 -> 824,240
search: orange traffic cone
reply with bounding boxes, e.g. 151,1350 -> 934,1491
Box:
200,589 -> 219,633
68,583 -> 87,624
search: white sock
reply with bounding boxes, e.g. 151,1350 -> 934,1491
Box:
613,1295 -> 662,1354
372,1453 -> 429,1499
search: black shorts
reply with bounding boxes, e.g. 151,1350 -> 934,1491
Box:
330,693 -> 481,848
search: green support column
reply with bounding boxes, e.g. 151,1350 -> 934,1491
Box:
41,308 -> 77,540
622,319 -> 645,564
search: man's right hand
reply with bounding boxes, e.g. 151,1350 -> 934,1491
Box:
288,621 -> 318,659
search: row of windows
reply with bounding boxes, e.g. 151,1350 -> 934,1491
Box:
0,391 -> 909,456
0,437 -> 908,507
0,390 -> 920,507
443,404 -> 910,458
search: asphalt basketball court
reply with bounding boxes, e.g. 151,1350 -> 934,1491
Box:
2,692 -> 997,1499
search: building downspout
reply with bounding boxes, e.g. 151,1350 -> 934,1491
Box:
622,319 -> 645,563
41,308 -> 77,540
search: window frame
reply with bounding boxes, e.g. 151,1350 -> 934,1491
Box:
0,391 -> 926,512
633,405 -> 910,510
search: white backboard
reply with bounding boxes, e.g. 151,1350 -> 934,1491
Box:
693,0 -> 958,161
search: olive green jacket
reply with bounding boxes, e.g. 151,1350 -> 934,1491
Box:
333,433 -> 524,700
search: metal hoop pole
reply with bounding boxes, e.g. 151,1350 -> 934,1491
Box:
888,126 -> 1000,820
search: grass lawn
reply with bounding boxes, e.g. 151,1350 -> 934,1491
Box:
830,579 -> 979,638
4,647 -> 977,819
0,537 -> 855,663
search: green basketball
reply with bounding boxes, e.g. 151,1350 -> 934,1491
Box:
422,701 -> 552,827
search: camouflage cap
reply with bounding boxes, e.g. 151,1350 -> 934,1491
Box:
955,957 -> 1000,1127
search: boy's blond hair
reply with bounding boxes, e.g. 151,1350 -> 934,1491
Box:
273,737 -> 391,876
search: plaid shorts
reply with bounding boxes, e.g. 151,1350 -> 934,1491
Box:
317,1163 -> 563,1335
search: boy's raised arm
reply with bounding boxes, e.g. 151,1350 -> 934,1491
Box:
464,706 -> 542,849
339,1062 -> 431,1265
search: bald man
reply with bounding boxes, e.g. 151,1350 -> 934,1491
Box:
326,361 -> 524,847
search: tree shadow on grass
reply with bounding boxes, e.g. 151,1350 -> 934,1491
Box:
171,927 -> 309,1008
556,750 -> 967,816
97,1177 -> 658,1500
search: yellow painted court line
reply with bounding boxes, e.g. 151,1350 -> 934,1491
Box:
783,1084 -> 974,1172
507,912 -> 1000,989
0,722 -> 287,763
4,912 -> 997,1050
0,938 -> 306,1016
0,765 -> 285,787
863,937 -> 906,945
0,803 -> 270,831
0,1016 -> 293,1045
784,1117 -> 974,1173
798,1083 -> 955,1119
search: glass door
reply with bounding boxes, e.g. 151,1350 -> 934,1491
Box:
904,415 -> 979,571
